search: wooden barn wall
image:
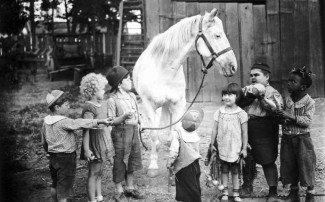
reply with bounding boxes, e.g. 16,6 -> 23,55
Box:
145,0 -> 325,102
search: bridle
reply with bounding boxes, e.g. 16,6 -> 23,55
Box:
195,16 -> 232,74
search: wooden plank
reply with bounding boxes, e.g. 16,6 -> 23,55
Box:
266,0 -> 281,93
225,3 -> 241,86
239,3 -> 254,86
173,1 -> 189,96
280,0 -> 294,97
253,4 -> 267,57
172,1 -> 186,24
293,0 -> 309,67
159,0 -> 173,33
145,0 -> 159,41
186,2 -> 203,102
309,0 -> 325,97
199,2 -> 214,102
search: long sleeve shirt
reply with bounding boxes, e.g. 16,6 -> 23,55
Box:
41,115 -> 99,153
282,94 -> 315,135
243,84 -> 283,117
107,90 -> 139,125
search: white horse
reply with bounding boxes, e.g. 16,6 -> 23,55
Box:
133,8 -> 237,177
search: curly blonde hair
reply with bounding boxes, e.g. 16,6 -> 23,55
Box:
79,73 -> 108,100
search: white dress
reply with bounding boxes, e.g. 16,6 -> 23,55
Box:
214,106 -> 248,163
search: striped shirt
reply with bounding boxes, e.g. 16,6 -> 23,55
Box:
282,94 -> 315,135
107,90 -> 139,125
41,115 -> 98,153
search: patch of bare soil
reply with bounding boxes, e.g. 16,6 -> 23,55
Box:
1,71 -> 324,202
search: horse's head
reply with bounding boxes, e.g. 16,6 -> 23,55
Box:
195,8 -> 237,77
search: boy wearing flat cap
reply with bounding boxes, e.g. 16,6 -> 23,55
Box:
167,108 -> 204,202
41,90 -> 112,202
238,56 -> 283,202
106,66 -> 145,201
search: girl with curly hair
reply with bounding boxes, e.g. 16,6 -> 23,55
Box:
79,73 -> 114,202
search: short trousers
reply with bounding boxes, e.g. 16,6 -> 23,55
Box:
49,152 -> 76,200
111,125 -> 143,183
175,160 -> 202,202
220,160 -> 240,174
280,133 -> 316,187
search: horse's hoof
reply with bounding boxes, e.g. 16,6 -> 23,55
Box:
147,169 -> 159,177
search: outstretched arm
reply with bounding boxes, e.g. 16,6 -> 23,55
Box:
167,130 -> 180,168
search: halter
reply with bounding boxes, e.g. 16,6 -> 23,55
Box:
195,16 -> 232,74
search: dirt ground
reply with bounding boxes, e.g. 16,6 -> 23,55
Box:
2,68 -> 325,202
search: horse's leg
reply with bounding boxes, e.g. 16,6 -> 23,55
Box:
169,96 -> 187,132
141,98 -> 160,177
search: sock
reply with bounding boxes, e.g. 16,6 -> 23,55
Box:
96,195 -> 103,201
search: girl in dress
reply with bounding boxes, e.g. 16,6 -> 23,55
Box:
79,73 -> 114,202
210,83 -> 248,202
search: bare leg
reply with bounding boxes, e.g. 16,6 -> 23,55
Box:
87,161 -> 102,201
95,162 -> 103,200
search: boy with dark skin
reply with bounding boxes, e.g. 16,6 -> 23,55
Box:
276,67 -> 316,202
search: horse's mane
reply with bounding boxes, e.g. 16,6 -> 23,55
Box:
146,15 -> 200,59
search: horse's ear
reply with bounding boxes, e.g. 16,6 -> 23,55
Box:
208,8 -> 219,21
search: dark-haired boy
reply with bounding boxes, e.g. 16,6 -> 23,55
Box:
238,56 -> 283,202
41,90 -> 112,202
277,67 -> 316,202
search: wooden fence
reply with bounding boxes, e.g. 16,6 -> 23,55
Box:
145,0 -> 325,102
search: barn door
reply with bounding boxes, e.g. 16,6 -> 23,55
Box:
173,2 -> 270,102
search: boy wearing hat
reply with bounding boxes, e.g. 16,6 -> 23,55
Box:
41,90 -> 112,202
106,66 -> 145,201
239,56 -> 283,202
166,108 -> 204,202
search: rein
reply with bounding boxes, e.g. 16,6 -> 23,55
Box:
139,15 -> 232,149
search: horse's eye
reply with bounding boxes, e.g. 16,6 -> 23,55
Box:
216,34 -> 221,38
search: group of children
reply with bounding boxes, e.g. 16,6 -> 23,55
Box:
41,58 -> 317,202
166,56 -> 317,202
41,66 -> 144,202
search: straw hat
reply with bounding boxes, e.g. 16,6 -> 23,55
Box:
46,90 -> 64,107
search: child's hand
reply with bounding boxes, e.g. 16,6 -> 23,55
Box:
240,149 -> 247,158
210,144 -> 216,154
108,157 -> 114,166
84,150 -> 95,162
275,109 -> 295,120
98,118 -> 111,125
123,111 -> 134,120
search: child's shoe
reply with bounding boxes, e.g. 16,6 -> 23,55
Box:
240,183 -> 253,197
124,188 -> 146,199
220,187 -> 228,202
113,192 -> 127,202
266,186 -> 278,202
284,188 -> 300,202
305,193 -> 315,202
233,189 -> 242,202
95,195 -> 103,202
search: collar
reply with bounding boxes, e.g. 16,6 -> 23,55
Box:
114,90 -> 132,99
219,106 -> 242,114
287,94 -> 311,108
44,115 -> 67,125
86,101 -> 101,107
179,127 -> 200,143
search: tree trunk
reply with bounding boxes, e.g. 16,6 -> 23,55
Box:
29,0 -> 36,50
64,0 -> 70,33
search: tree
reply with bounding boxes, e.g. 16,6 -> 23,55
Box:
0,0 -> 28,35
